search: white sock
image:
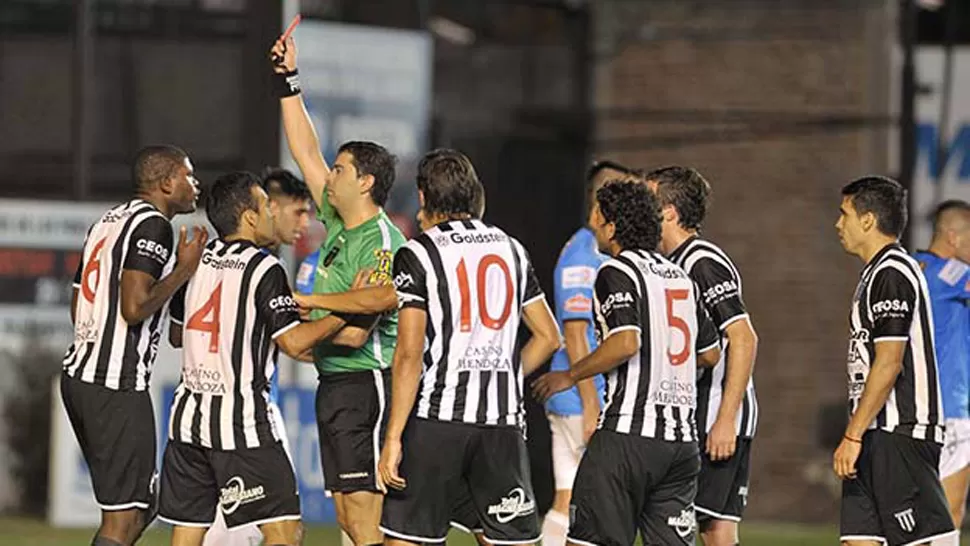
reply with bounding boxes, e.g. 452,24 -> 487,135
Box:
341,530 -> 354,546
542,510 -> 569,546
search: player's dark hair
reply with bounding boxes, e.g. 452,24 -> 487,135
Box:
206,171 -> 260,238
416,148 -> 485,220
584,160 -> 641,215
337,141 -> 397,207
930,199 -> 970,232
646,165 -> 711,231
132,145 -> 188,191
841,176 -> 908,238
596,180 -> 662,252
260,168 -> 311,203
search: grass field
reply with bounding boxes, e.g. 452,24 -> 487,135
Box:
1,517 -> 965,545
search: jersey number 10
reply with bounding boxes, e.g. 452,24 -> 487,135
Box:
456,255 -> 513,332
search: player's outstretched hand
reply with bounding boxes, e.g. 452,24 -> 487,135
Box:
706,418 -> 737,461
176,226 -> 208,271
531,371 -> 575,402
270,36 -> 297,74
377,438 -> 406,493
832,436 -> 861,480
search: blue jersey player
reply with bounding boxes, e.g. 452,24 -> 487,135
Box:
914,199 -> 970,535
541,161 -> 639,546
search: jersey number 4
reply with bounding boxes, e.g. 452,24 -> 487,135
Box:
187,283 -> 222,353
666,289 -> 691,366
456,255 -> 513,332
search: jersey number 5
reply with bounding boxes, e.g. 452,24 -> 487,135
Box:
456,255 -> 513,332
666,289 -> 692,366
187,283 -> 223,353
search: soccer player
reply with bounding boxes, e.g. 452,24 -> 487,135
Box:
541,160 -> 637,546
376,148 -> 562,545
834,176 -> 956,546
533,180 -> 721,546
158,171 -> 362,546
201,168 -> 312,546
914,200 -> 970,533
271,36 -> 407,546
61,145 -> 205,546
647,166 -> 759,546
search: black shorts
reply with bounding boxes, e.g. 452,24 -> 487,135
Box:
60,372 -> 157,511
449,484 -> 483,535
158,440 -> 300,529
841,430 -> 955,546
380,418 -> 540,544
567,430 -> 700,546
695,436 -> 752,523
316,369 -> 390,493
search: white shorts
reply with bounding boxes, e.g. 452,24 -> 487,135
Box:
940,418 -> 970,480
203,402 -> 293,546
549,413 -> 586,491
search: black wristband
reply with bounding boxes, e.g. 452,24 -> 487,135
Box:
273,69 -> 301,98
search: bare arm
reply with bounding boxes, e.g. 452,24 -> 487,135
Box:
275,315 -> 349,359
520,298 -> 563,377
296,286 -> 397,315
120,267 -> 195,325
715,318 -> 757,422
384,307 -> 427,443
169,323 -> 183,349
845,340 -> 905,440
273,37 -> 330,206
70,287 -> 79,325
563,320 -> 598,410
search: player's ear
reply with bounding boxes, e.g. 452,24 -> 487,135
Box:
661,204 -> 677,224
358,173 -> 375,196
860,211 -> 876,233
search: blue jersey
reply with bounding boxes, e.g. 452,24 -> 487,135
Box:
914,251 -> 970,419
546,228 -> 607,416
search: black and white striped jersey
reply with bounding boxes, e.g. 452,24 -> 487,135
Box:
594,250 -> 720,442
392,220 -> 546,428
847,243 -> 944,444
63,199 -> 176,391
669,236 -> 758,439
167,239 -> 301,450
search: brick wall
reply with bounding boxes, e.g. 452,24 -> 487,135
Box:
592,0 -> 895,523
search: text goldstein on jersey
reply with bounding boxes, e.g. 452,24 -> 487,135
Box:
448,232 -> 507,245
202,253 -> 248,270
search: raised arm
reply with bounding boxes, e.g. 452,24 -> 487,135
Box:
120,223 -> 207,325
271,36 -> 330,207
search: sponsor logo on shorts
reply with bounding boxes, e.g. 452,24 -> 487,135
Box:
666,505 -> 696,538
339,471 -> 370,480
738,486 -> 749,507
894,507 -> 916,533
220,476 -> 266,515
488,487 -> 536,523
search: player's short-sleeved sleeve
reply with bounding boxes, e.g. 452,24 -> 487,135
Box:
555,255 -> 596,321
393,246 -> 428,311
315,193 -> 342,231
594,265 -> 641,337
689,256 -> 747,330
868,266 -> 917,342
124,215 -> 173,279
170,283 -> 186,325
694,283 -> 721,353
254,263 -> 301,339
